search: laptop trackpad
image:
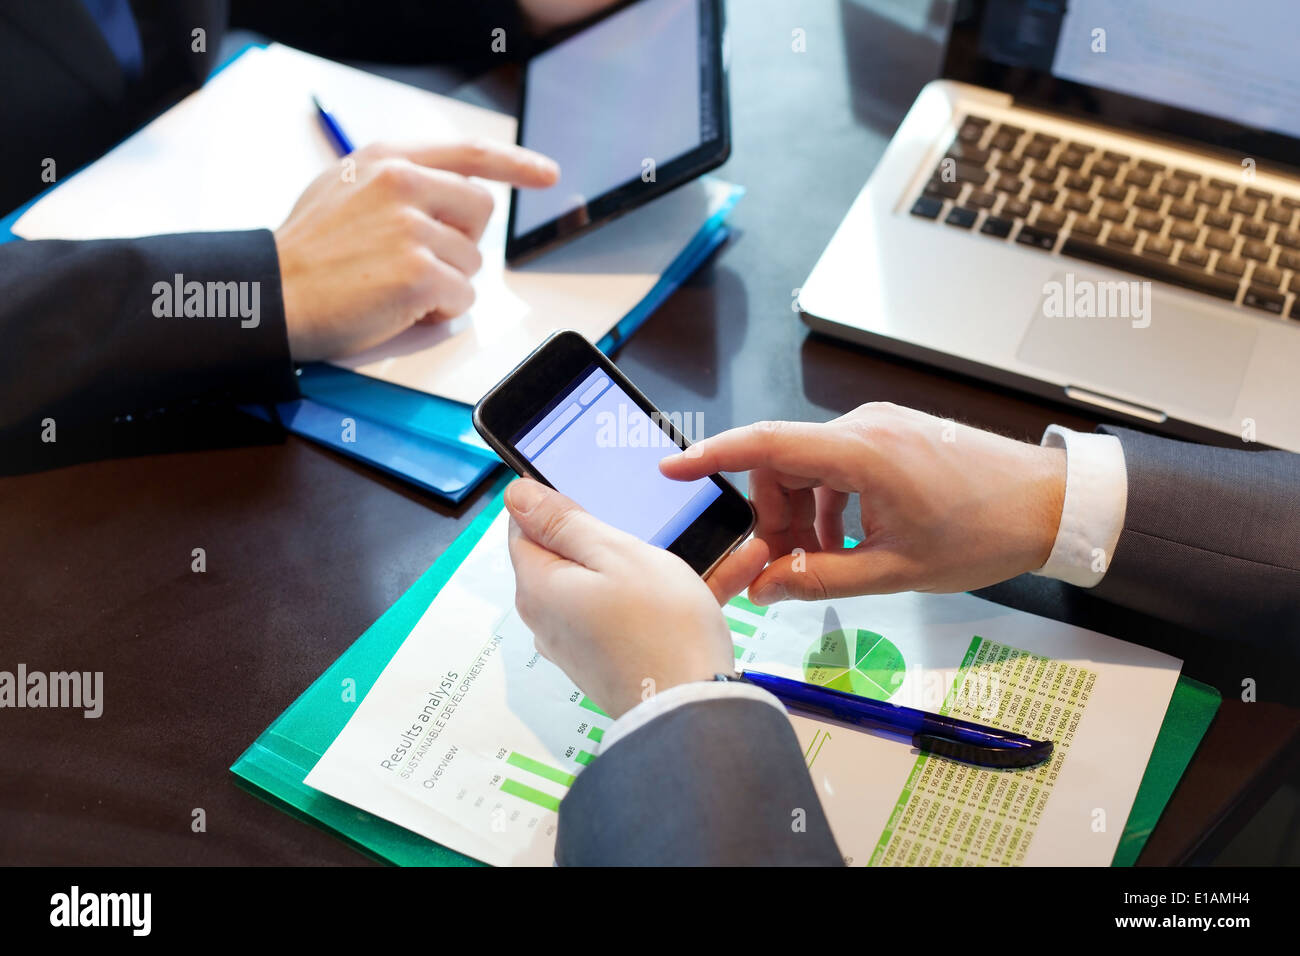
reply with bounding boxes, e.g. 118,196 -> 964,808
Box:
1016,273 -> 1256,417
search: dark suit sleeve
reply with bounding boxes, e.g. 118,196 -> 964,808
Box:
229,0 -> 532,68
0,230 -> 298,469
556,697 -> 844,866
1093,425 -> 1300,641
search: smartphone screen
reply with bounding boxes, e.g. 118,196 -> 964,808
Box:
512,364 -> 720,547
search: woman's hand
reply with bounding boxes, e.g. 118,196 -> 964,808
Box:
504,478 -> 769,719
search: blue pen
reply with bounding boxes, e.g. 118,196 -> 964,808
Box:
736,669 -> 1054,769
312,94 -> 355,156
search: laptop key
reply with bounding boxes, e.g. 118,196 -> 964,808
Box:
1072,217 -> 1103,237
1204,209 -> 1235,229
1178,246 -> 1209,267
1102,150 -> 1130,163
996,155 -> 1025,173
1133,191 -> 1163,210
1015,225 -> 1058,250
1029,164 -> 1059,183
1134,210 -> 1162,231
1031,131 -> 1060,145
1172,167 -> 1202,182
1215,256 -> 1247,278
1168,201 -> 1197,220
1002,197 -> 1032,218
937,160 -> 989,186
993,175 -> 1024,194
1170,221 -> 1201,242
1142,235 -> 1174,258
980,215 -> 1014,238
947,142 -> 991,165
1099,182 -> 1130,202
1061,238 -> 1239,299
1029,183 -> 1058,203
944,206 -> 979,229
968,189 -> 997,209
1252,265 -> 1284,288
1239,220 -> 1270,239
1065,194 -> 1095,215
1264,204 -> 1295,225
1035,207 -> 1067,229
1159,178 -> 1188,197
1242,286 -> 1285,314
910,196 -> 944,220
1058,150 -> 1086,169
1108,226 -> 1138,247
1124,168 -> 1154,187
1242,240 -> 1272,261
1209,178 -> 1237,190
1064,172 -> 1092,191
1099,202 -> 1128,222
1194,186 -> 1224,205
925,179 -> 962,200
1022,141 -> 1051,160
990,131 -> 1019,151
1089,158 -> 1119,179
957,121 -> 985,143
1205,230 -> 1236,252
1138,159 -> 1165,172
1229,195 -> 1259,215
1279,230 -> 1300,249
1245,187 -> 1273,201
1279,249 -> 1300,270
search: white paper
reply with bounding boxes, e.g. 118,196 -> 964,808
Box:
13,43 -> 733,406
305,510 -> 1182,867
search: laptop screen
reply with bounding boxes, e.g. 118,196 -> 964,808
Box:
945,0 -> 1300,169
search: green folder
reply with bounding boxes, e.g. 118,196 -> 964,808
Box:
231,476 -> 1221,866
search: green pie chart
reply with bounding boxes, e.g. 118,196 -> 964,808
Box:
803,629 -> 905,701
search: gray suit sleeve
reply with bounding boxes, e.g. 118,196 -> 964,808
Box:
1094,425 -> 1300,640
555,697 -> 844,866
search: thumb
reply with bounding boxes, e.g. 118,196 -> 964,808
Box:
747,547 -> 909,604
503,479 -> 626,571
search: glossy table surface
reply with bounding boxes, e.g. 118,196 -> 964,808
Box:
3,0 -> 1296,866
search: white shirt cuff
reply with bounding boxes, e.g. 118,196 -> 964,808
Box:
599,680 -> 786,754
1032,425 -> 1128,588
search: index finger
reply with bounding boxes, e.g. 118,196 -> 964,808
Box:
398,140 -> 559,188
659,420 -> 858,487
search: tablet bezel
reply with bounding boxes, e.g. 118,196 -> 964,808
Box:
504,0 -> 730,264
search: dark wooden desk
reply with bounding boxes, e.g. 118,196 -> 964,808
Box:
2,0 -> 1296,865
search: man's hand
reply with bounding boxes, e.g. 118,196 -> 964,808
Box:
274,140 -> 558,362
660,403 -> 1067,603
504,478 -> 769,719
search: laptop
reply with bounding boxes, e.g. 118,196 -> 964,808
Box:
798,0 -> 1300,451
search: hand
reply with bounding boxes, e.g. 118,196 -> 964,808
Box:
274,140 -> 558,362
519,0 -> 620,33
660,403 -> 1067,603
504,478 -> 770,719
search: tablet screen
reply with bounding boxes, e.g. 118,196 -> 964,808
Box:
507,0 -> 727,260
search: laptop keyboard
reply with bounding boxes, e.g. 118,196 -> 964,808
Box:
909,113 -> 1300,320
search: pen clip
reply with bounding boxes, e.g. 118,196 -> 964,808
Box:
912,732 -> 1054,769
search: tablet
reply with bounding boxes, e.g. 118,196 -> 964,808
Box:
505,0 -> 730,262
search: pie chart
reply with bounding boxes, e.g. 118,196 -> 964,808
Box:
803,628 -> 906,701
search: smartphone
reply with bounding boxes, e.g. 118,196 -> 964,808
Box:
473,330 -> 754,577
